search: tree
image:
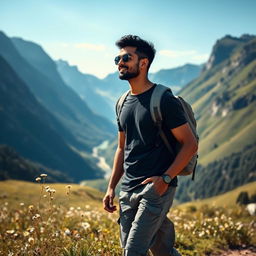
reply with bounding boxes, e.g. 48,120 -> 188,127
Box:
236,191 -> 250,205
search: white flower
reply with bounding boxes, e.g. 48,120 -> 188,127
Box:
6,230 -> 15,234
64,228 -> 71,236
28,237 -> 34,244
81,222 -> 90,231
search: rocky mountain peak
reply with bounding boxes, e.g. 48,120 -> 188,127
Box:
205,34 -> 256,71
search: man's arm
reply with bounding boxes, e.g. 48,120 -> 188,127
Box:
103,131 -> 125,213
142,123 -> 198,195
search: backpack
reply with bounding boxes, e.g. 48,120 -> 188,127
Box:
116,84 -> 199,180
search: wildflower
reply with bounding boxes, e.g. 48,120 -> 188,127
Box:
198,231 -> 205,237
32,214 -> 40,220
40,174 -> 47,178
74,233 -> 81,239
23,231 -> 30,237
29,227 -> 35,233
20,203 -> 25,207
66,185 -> 72,196
55,231 -> 60,237
6,230 -> 15,235
28,237 -> 34,244
28,205 -> 34,210
50,189 -> 56,193
36,177 -> 41,183
64,228 -> 71,236
43,195 -> 47,198
81,222 -> 91,231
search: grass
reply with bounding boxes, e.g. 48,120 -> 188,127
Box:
0,178 -> 255,256
177,181 -> 256,210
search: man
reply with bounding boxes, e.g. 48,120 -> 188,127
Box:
103,35 -> 198,256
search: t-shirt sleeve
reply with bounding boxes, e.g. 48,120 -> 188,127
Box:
160,90 -> 187,130
117,116 -> 124,132
116,99 -> 124,132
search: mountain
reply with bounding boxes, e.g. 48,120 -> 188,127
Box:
149,63 -> 203,93
174,34 -> 256,202
0,55 -> 103,181
0,145 -> 72,183
0,31 -> 115,151
204,34 -> 255,70
180,34 -> 256,165
56,60 -> 115,121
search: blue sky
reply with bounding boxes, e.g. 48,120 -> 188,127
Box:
1,0 -> 256,78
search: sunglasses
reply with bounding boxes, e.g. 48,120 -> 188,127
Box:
114,53 -> 132,65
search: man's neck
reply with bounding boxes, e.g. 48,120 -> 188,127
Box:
128,76 -> 154,95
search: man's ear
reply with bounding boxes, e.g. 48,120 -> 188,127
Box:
140,58 -> 149,70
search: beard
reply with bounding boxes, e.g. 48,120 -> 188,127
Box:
119,63 -> 140,80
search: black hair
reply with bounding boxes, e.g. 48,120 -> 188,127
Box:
115,35 -> 156,69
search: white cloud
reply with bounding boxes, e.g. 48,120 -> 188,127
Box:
191,54 -> 209,61
159,49 -> 209,62
159,50 -> 197,58
74,43 -> 106,51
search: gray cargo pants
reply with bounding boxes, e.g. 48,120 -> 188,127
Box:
118,182 -> 177,256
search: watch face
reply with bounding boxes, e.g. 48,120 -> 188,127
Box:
163,175 -> 172,184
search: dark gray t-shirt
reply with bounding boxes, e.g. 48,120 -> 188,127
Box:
117,84 -> 187,191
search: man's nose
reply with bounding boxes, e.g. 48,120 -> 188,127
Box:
117,58 -> 124,65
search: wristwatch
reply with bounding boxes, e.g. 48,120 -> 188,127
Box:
161,174 -> 172,184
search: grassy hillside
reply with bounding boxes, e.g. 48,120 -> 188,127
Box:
0,180 -> 255,255
0,179 -> 103,209
177,181 -> 256,210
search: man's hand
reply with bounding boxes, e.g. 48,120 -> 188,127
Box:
141,176 -> 168,196
103,188 -> 117,213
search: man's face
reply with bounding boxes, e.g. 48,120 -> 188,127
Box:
115,47 -> 140,80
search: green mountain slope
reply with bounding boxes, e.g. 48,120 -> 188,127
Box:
0,31 -> 115,150
0,145 -> 72,183
0,55 -> 103,181
56,60 -> 115,122
175,143 -> 256,203
178,181 -> 256,208
11,36 -> 115,147
180,35 -> 256,165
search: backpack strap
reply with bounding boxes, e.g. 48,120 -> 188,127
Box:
150,84 -> 176,156
116,89 -> 130,119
